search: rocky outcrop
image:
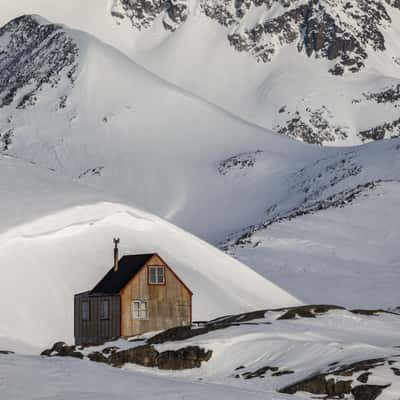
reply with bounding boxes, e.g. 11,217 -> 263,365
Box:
0,16 -> 78,110
275,107 -> 348,144
106,344 -> 212,369
277,304 -> 344,320
217,150 -> 263,175
280,358 -> 391,400
41,342 -> 84,359
109,344 -> 159,367
43,341 -> 212,370
157,346 -> 212,369
359,118 -> 400,141
238,365 -> 294,379
113,0 -> 188,31
113,0 -> 399,75
0,350 -> 14,355
220,180 -> 381,251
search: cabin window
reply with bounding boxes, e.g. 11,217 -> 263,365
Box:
148,266 -> 165,285
132,300 -> 149,320
100,299 -> 109,320
82,301 -> 90,321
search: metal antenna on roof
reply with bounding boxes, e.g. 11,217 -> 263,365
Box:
113,238 -> 120,272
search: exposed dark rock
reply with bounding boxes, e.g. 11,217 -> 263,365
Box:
332,359 -> 386,376
109,344 -> 159,368
358,372 -> 371,383
277,305 -> 344,320
0,128 -> 14,151
351,309 -> 385,316
272,370 -> 295,376
107,344 -> 212,369
148,324 -> 231,345
102,346 -> 120,355
220,179 -> 384,252
242,366 -> 279,379
87,351 -> 109,363
391,367 -> 400,376
280,358 -> 390,398
0,16 -> 79,110
116,0 -> 188,31
364,84 -> 400,104
41,341 -> 84,359
112,0 -> 399,76
217,150 -> 263,175
280,374 -> 353,396
359,117 -> 400,141
275,107 -> 348,144
0,350 -> 14,355
157,346 -> 212,370
352,384 -> 390,400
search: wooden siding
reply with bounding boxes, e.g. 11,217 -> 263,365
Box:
120,255 -> 192,337
74,292 -> 121,345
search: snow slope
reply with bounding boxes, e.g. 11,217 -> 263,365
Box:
1,1 -> 400,144
0,353 -> 291,400
0,15 -> 319,242
4,307 -> 399,400
221,138 -> 400,308
0,154 -> 299,349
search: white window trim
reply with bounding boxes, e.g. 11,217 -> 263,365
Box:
132,300 -> 149,320
148,266 -> 165,285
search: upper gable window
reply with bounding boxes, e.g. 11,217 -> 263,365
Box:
148,266 -> 165,285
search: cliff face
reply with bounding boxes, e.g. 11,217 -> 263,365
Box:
113,0 -> 398,75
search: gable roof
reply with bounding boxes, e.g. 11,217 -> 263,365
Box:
91,253 -> 155,294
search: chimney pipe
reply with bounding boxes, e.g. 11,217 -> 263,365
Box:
113,238 -> 120,272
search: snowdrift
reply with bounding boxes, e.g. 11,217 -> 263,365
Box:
0,155 -> 299,349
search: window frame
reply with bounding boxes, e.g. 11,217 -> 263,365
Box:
99,299 -> 110,320
131,300 -> 149,320
82,301 -> 90,321
148,266 -> 166,285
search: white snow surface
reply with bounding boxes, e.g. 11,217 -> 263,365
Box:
1,1 -> 400,144
0,154 -> 299,349
0,15 -> 319,241
2,308 -> 400,400
0,5 -> 398,364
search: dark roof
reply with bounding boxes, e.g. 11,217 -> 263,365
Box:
91,254 -> 155,294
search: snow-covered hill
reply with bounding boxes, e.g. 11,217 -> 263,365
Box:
3,306 -> 400,400
1,1 -> 400,144
0,154 -> 299,349
220,138 -> 400,308
0,15 -> 398,312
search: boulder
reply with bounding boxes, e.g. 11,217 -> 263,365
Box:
157,346 -> 212,370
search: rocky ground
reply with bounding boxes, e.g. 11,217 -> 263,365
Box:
38,305 -> 400,400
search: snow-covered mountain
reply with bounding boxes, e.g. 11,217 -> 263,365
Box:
2,1 -> 400,145
220,138 -> 400,308
0,15 -> 399,314
0,14 -> 319,242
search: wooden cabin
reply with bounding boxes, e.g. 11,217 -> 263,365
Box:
74,244 -> 193,346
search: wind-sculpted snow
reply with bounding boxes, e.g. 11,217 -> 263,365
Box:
0,16 -> 78,110
0,155 -> 300,348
